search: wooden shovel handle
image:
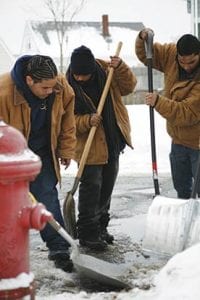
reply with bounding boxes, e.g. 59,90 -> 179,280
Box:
97,41 -> 123,115
76,42 -> 123,178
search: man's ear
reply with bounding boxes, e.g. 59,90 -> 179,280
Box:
26,75 -> 34,86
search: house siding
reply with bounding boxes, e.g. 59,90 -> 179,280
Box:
0,38 -> 14,74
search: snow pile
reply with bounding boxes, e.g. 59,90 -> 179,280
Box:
0,272 -> 34,290
152,243 -> 200,300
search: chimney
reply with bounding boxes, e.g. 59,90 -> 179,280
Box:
102,14 -> 110,37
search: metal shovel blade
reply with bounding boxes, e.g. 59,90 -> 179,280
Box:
142,196 -> 200,257
72,252 -> 131,289
48,218 -> 131,289
63,191 -> 77,239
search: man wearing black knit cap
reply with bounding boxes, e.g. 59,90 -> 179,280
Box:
67,45 -> 137,250
136,30 -> 200,199
0,54 -> 76,272
70,45 -> 96,75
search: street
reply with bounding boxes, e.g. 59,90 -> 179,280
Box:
30,172 -> 175,297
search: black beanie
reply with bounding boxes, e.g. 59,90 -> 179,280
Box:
177,34 -> 200,56
70,45 -> 96,75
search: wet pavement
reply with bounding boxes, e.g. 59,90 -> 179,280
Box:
30,173 -> 176,297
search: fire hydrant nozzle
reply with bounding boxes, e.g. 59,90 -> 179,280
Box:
20,204 -> 53,230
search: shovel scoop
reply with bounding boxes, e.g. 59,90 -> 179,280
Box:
29,192 -> 131,288
143,152 -> 200,257
48,218 -> 131,289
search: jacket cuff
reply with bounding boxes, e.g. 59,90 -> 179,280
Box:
153,94 -> 160,108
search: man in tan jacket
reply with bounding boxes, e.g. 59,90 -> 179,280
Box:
0,55 -> 76,272
67,45 -> 137,250
135,29 -> 200,199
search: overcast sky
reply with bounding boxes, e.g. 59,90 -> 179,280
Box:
78,0 -> 191,42
0,0 -> 191,53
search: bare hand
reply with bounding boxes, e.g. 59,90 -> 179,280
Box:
109,56 -> 122,69
89,113 -> 102,127
145,92 -> 158,107
139,28 -> 154,41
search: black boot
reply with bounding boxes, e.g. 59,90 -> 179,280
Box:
48,250 -> 73,272
101,229 -> 114,244
77,222 -> 108,251
79,236 -> 107,251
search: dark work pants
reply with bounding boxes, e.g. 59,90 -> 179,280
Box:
30,155 -> 69,251
169,143 -> 200,199
77,158 -> 119,239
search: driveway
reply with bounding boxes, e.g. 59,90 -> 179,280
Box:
30,173 -> 175,297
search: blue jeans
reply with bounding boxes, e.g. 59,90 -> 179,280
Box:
169,143 -> 200,199
30,155 -> 69,251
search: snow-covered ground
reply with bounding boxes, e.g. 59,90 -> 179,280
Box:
2,105 -> 200,299
34,241 -> 200,300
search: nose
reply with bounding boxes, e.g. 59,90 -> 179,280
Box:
183,66 -> 192,73
76,75 -> 85,81
46,88 -> 53,94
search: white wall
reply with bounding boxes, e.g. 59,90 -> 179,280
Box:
0,38 -> 14,74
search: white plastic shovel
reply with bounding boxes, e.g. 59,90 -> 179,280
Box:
143,152 -> 200,257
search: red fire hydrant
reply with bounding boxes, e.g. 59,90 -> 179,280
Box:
0,119 -> 53,299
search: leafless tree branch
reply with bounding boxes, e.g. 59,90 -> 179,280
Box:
44,0 -> 87,72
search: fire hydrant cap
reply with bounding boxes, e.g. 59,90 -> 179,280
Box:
0,120 -> 41,182
0,119 -> 27,154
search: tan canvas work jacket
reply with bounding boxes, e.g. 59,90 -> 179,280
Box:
74,59 -> 137,164
136,35 -> 200,149
0,73 -> 76,182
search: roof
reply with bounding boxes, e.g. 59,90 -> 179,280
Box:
31,20 -> 144,39
20,20 -> 145,69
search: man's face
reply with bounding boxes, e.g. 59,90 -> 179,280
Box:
73,74 -> 92,83
26,76 -> 57,99
177,53 -> 200,74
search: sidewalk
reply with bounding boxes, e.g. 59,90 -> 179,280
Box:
30,173 -> 174,298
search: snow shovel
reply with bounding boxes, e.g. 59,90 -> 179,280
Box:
48,218 -> 131,289
142,150 -> 200,257
145,30 -> 160,196
63,41 -> 123,238
29,193 -> 131,289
